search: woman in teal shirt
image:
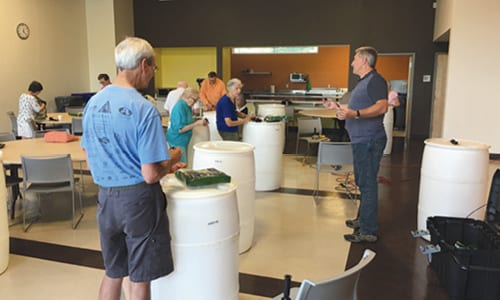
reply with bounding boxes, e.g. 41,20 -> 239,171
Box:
166,87 -> 208,162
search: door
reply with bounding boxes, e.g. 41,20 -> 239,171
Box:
377,53 -> 415,141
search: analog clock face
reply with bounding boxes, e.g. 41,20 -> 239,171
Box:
16,23 -> 30,40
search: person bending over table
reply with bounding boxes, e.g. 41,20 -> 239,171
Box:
17,80 -> 45,138
200,71 -> 226,111
215,78 -> 252,141
167,87 -> 208,163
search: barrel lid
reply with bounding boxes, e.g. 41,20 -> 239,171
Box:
424,138 -> 490,150
193,141 -> 255,152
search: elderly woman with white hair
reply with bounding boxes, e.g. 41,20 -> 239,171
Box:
215,78 -> 252,141
167,87 -> 208,162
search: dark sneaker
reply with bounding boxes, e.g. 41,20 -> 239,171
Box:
344,232 -> 378,243
345,219 -> 360,229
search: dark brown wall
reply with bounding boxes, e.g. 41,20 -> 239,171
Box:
134,0 -> 446,137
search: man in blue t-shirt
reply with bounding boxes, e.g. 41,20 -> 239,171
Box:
324,46 -> 388,243
81,37 -> 183,299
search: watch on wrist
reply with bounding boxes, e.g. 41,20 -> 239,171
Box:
355,110 -> 360,119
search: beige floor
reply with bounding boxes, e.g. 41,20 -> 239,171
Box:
3,154 -> 357,299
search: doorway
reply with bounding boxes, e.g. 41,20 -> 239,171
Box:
377,53 -> 415,142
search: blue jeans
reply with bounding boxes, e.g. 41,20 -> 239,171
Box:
352,137 -> 386,235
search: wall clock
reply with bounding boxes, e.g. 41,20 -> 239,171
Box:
16,23 -> 30,40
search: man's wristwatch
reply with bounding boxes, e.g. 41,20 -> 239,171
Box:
355,110 -> 360,119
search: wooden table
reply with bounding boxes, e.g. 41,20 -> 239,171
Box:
1,137 -> 86,219
1,137 -> 85,165
36,112 -> 74,132
298,109 -> 338,118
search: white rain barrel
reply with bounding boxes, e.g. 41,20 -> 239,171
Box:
193,141 -> 255,253
152,175 -> 239,300
383,107 -> 394,155
257,104 -> 286,150
187,124 -> 210,169
417,138 -> 490,236
0,152 -> 9,273
203,111 -> 222,141
243,121 -> 284,191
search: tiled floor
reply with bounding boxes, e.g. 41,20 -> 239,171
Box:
3,154 -> 357,299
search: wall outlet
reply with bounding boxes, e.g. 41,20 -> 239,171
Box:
423,75 -> 431,82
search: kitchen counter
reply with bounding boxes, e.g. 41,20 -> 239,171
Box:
245,88 -> 345,102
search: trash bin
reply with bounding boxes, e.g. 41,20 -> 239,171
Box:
152,175 -> 239,300
383,107 -> 394,155
186,125 -> 210,169
427,216 -> 500,300
203,111 -> 222,141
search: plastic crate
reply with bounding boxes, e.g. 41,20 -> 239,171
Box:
427,216 -> 500,300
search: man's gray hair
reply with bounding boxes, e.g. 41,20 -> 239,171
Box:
226,78 -> 243,91
355,46 -> 378,68
115,37 -> 155,70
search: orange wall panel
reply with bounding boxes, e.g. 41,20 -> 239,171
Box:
376,55 -> 410,82
231,46 -> 350,91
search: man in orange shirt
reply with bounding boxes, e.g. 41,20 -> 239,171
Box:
199,71 -> 226,110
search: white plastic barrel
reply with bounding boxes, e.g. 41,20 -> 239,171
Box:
257,104 -> 286,150
383,107 -> 394,155
187,125 -> 210,169
193,141 -> 255,253
257,104 -> 285,118
152,175 -> 239,300
203,111 -> 222,141
417,138 -> 490,236
0,151 -> 9,274
243,121 -> 284,191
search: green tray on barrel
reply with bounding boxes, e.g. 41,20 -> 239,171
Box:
175,168 -> 231,187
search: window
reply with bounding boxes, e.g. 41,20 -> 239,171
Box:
232,46 -> 318,54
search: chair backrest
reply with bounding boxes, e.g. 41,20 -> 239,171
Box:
0,132 -> 16,142
71,117 -> 83,135
7,111 -> 17,136
295,249 -> 376,300
297,117 -> 322,136
21,154 -> 74,186
317,141 -> 353,168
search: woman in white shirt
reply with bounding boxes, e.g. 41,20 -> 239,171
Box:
17,81 -> 45,138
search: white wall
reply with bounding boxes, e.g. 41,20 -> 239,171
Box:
434,0 -> 453,41
85,0 -> 117,92
0,0 -> 90,131
442,0 -> 500,152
